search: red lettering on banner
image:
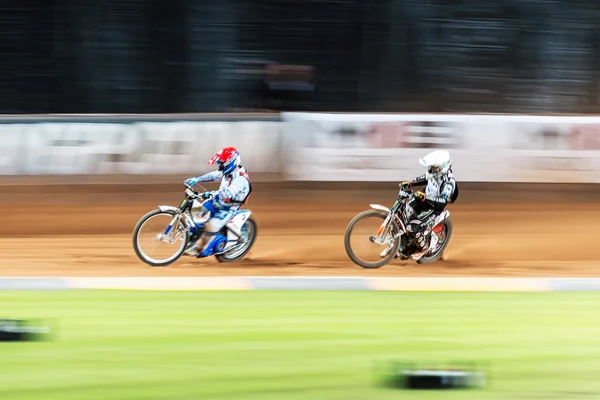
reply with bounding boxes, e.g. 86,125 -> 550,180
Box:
569,125 -> 600,150
367,122 -> 410,148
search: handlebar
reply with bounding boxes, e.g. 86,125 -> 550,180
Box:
183,181 -> 209,198
184,181 -> 207,191
398,188 -> 413,199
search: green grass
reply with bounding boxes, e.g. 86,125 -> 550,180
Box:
1,290 -> 600,400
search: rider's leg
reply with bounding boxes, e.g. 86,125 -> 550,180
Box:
409,209 -> 441,259
404,200 -> 427,246
197,209 -> 236,257
184,206 -> 211,256
394,200 -> 419,258
184,233 -> 206,256
405,203 -> 438,256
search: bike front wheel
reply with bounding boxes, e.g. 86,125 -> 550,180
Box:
133,209 -> 189,267
344,210 -> 401,269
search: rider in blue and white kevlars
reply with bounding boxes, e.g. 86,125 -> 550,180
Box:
399,150 -> 458,260
183,147 -> 252,258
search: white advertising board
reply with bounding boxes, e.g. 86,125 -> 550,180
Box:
281,112 -> 600,183
0,120 -> 281,176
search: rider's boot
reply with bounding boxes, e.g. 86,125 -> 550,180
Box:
184,234 -> 205,256
395,235 -> 411,260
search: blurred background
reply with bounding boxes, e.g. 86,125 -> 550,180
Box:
3,0 -> 600,115
3,2 -> 600,400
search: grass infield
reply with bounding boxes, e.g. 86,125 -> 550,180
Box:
1,290 -> 600,399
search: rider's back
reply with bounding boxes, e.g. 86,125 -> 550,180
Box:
217,166 -> 252,208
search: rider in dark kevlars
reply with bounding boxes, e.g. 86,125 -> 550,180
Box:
398,150 -> 458,260
183,147 -> 252,257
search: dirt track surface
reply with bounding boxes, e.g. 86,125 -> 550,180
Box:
1,182 -> 599,278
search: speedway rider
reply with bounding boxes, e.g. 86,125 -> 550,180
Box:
183,147 -> 252,257
399,150 -> 458,260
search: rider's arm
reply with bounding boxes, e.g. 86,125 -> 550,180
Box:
426,179 -> 456,205
193,171 -> 223,182
410,174 -> 427,186
401,174 -> 426,188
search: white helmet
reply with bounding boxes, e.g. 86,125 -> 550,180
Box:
419,150 -> 452,181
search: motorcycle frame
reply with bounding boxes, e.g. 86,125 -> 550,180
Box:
369,189 -> 450,246
157,187 -> 247,246
369,191 -> 409,244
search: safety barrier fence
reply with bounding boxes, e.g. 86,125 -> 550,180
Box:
1,112 -> 599,183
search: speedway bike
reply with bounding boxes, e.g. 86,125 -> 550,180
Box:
344,187 -> 453,268
132,182 -> 257,266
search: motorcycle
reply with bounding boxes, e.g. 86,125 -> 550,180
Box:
132,182 -> 257,267
344,187 -> 453,268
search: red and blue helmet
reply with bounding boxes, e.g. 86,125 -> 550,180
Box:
208,147 -> 241,174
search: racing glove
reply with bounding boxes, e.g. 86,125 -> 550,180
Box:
414,191 -> 426,201
400,178 -> 421,189
184,177 -> 198,187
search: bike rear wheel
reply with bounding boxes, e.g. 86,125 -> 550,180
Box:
133,209 -> 189,267
344,210 -> 401,269
417,217 -> 453,264
215,217 -> 257,263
